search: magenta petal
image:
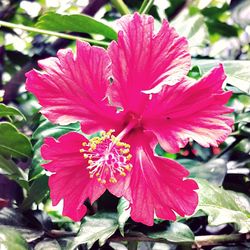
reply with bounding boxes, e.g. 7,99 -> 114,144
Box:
127,132 -> 198,226
108,13 -> 191,111
26,41 -> 121,134
144,64 -> 234,153
41,132 -> 105,221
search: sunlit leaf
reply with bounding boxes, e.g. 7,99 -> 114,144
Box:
148,222 -> 195,243
193,60 -> 250,94
171,11 -> 209,50
196,179 -> 250,233
67,213 -> 118,249
117,198 -> 130,236
36,12 -> 117,40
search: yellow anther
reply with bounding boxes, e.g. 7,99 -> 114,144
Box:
125,164 -> 132,171
84,154 -> 89,159
116,142 -> 123,146
88,160 -> 93,164
120,172 -> 126,177
96,173 -> 100,177
126,154 -> 132,160
109,177 -> 117,183
82,142 -> 87,146
122,149 -> 130,154
80,149 -> 85,153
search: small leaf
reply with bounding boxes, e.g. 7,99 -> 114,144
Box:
36,12 -> 117,40
21,175 -> 49,210
67,213 -> 118,249
196,179 -> 250,233
0,122 -> 32,159
117,198 -> 130,236
193,59 -> 250,94
0,226 -> 29,250
0,103 -> 26,120
148,222 -> 195,243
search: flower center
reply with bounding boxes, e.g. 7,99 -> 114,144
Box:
80,130 -> 132,184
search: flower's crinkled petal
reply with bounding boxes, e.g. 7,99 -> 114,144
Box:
127,131 -> 198,226
41,132 -> 106,221
144,64 -> 234,153
108,12 -> 191,111
26,41 -> 121,134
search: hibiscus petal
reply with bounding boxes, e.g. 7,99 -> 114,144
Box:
41,132 -> 105,221
127,132 -> 198,226
143,64 -> 234,153
108,13 -> 191,111
26,41 -> 120,134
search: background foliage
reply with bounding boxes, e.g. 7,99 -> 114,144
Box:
0,0 -> 250,249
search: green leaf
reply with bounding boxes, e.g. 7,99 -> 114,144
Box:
30,119 -> 80,180
188,65 -> 202,80
117,198 -> 130,236
0,122 -> 32,159
0,155 -> 28,190
0,226 -> 29,250
201,4 -> 228,19
179,158 -> 227,185
36,12 -> 117,40
193,59 -> 250,95
196,179 -> 250,233
148,222 -> 195,243
32,119 -> 80,140
21,175 -> 49,210
0,103 -> 26,120
205,19 -> 238,37
67,213 -> 118,249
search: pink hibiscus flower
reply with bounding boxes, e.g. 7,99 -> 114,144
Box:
25,13 -> 233,226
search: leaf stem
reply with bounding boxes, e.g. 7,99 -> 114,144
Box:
110,0 -> 130,15
109,233 -> 250,248
138,0 -> 155,14
215,135 -> 244,158
0,20 -> 109,47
